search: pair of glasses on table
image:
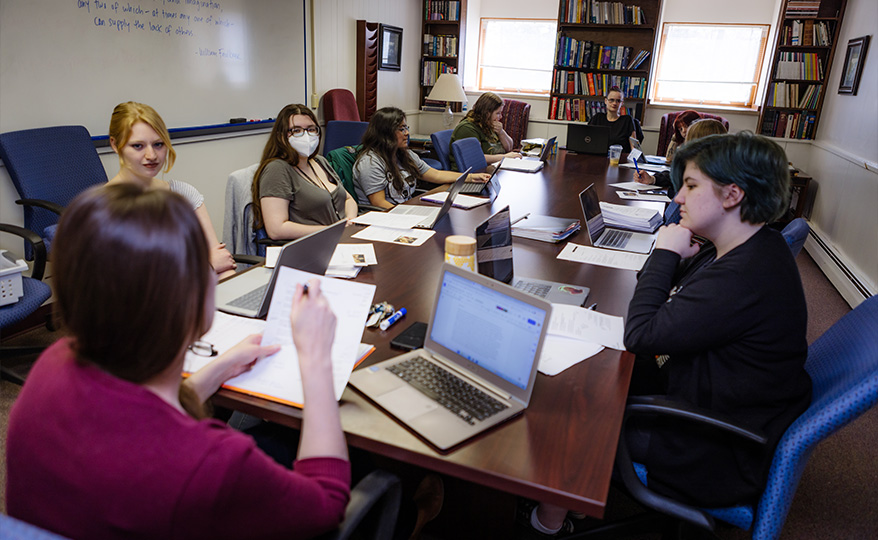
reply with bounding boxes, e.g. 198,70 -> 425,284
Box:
188,341 -> 218,357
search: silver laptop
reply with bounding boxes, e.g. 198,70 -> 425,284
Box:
459,164 -> 501,197
566,124 -> 610,155
388,167 -> 471,228
579,184 -> 655,254
527,136 -> 557,162
349,263 -> 551,451
476,206 -> 589,306
628,137 -> 667,165
215,220 -> 346,318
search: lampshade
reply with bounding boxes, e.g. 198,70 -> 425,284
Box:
426,73 -> 467,103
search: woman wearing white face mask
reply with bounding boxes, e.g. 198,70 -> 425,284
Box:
253,104 -> 358,241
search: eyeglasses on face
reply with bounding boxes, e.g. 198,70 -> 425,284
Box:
606,98 -> 622,104
286,126 -> 320,138
188,340 -> 218,357
397,125 -> 411,133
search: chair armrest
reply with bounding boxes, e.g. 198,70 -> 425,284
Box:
16,198 -> 64,215
0,223 -> 47,281
255,237 -> 285,247
625,396 -> 767,444
319,469 -> 402,540
357,204 -> 387,215
232,254 -> 265,266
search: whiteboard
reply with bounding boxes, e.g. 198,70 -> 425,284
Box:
0,0 -> 306,136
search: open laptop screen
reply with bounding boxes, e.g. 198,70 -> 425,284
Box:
579,184 -> 606,243
429,269 -> 547,390
476,206 -> 514,284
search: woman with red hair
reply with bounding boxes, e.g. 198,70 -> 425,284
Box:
665,110 -> 702,162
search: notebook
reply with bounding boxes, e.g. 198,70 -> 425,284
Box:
566,124 -> 610,155
349,263 -> 551,451
579,184 -> 656,254
388,167 -> 471,229
476,206 -> 590,306
215,219 -> 347,318
628,137 -> 667,165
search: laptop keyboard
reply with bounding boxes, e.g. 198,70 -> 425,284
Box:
600,229 -> 632,249
459,182 -> 485,194
228,284 -> 268,310
514,281 -> 551,298
387,356 -> 508,425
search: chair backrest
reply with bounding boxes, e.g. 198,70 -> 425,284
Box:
501,99 -> 531,149
781,218 -> 809,257
222,163 -> 264,257
430,129 -> 454,171
0,125 -> 107,257
324,145 -> 362,203
323,121 -> 369,156
753,295 -> 878,540
451,138 -> 488,174
323,89 -> 361,122
632,117 -> 645,143
657,112 -> 730,156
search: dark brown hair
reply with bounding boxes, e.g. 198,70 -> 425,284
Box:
463,92 -> 503,140
53,184 -> 212,390
673,110 -> 702,145
356,107 -> 422,194
252,104 -> 321,230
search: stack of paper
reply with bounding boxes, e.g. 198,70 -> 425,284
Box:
420,191 -> 490,208
599,202 -> 661,233
498,158 -> 544,173
511,214 -> 580,243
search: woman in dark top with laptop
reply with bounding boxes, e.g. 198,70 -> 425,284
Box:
521,132 -> 811,537
587,86 -> 638,153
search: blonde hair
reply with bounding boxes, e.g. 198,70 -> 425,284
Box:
685,118 -> 727,142
108,102 -> 177,173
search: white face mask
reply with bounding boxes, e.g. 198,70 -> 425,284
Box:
288,132 -> 319,158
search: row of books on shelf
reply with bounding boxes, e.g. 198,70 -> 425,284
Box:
425,1 -> 461,21
782,20 -> 834,46
785,0 -> 821,18
423,34 -> 458,57
775,51 -> 824,80
560,0 -> 648,25
767,82 -> 823,109
556,36 -> 649,70
550,97 -> 632,122
761,110 -> 817,140
552,70 -> 646,99
421,61 -> 457,86
422,99 -> 463,113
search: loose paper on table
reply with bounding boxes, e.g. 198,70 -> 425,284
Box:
558,243 -> 649,271
420,191 -> 490,209
351,211 -> 425,229
330,243 -> 377,267
616,191 -> 672,203
352,225 -> 435,247
620,162 -> 669,173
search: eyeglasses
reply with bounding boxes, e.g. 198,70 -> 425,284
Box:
397,125 -> 410,133
286,126 -> 320,138
188,340 -> 218,357
606,98 -> 622,104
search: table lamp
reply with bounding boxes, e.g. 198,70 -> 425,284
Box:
426,73 -> 467,129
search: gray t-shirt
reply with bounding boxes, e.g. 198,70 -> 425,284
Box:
167,179 -> 204,210
258,155 -> 347,226
352,149 -> 431,205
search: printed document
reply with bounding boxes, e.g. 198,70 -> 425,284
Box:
557,243 -> 649,271
352,225 -> 435,246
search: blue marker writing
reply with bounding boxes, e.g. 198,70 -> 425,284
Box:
379,307 -> 407,331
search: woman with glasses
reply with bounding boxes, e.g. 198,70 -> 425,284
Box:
448,92 -> 521,171
353,107 -> 490,209
587,86 -> 638,153
107,101 -> 236,277
7,183 -> 351,539
253,104 -> 358,241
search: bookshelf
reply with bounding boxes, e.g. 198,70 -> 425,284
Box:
549,0 -> 663,123
758,0 -> 848,140
420,1 -> 466,113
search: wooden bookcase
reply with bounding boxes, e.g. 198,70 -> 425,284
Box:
549,0 -> 663,123
758,0 -> 848,140
420,1 -> 467,113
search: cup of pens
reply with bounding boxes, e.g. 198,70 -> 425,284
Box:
608,145 -> 623,166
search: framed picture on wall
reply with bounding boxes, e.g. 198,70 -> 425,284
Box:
838,35 -> 870,95
379,24 -> 403,71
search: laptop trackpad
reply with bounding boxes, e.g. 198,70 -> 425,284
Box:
381,385 -> 440,421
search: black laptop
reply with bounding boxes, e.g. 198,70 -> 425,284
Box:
566,124 -> 610,155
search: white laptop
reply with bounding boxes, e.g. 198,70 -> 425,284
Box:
388,167 -> 471,229
579,184 -> 656,254
498,136 -> 557,173
349,263 -> 551,451
215,220 -> 346,318
628,137 -> 667,165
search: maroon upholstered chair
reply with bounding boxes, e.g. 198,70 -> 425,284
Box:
657,111 -> 730,157
500,99 -> 531,150
323,89 -> 361,122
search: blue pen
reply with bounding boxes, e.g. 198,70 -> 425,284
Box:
379,307 -> 407,331
633,158 -> 641,175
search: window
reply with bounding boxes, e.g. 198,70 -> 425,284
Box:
477,19 -> 557,94
652,23 -> 769,108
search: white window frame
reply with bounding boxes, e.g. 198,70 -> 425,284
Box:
477,18 -> 557,95
651,22 -> 770,109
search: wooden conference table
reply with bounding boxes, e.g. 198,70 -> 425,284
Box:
214,151 -> 662,517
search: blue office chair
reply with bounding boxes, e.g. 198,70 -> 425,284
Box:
451,137 -> 488,174
323,121 -> 369,156
781,217 -> 809,258
590,295 -> 878,540
1,224 -> 51,385
663,201 -> 681,225
430,129 -> 454,171
0,126 -> 107,259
